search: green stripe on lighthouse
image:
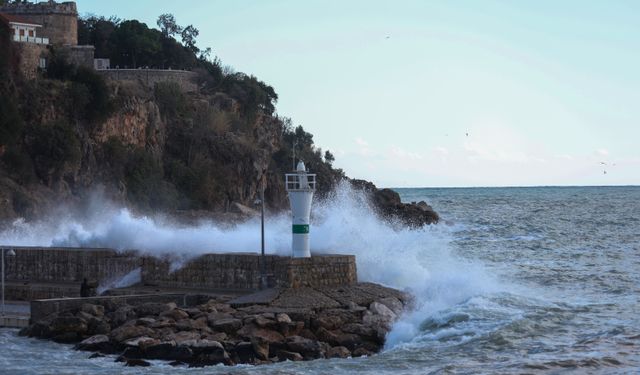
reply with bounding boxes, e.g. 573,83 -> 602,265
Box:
292,224 -> 309,234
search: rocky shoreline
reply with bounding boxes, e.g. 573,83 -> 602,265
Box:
19,283 -> 411,367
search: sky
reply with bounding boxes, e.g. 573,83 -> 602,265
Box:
76,0 -> 640,187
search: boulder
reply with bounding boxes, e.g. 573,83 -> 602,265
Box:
135,302 -> 172,317
124,336 -> 157,348
285,335 -> 323,359
277,350 -> 303,362
250,336 -> 269,360
109,325 -> 155,343
136,317 -> 156,327
212,318 -> 242,334
75,334 -> 112,352
276,313 -> 292,324
50,316 -> 88,335
81,303 -> 105,317
377,297 -> 404,316
327,346 -> 351,359
160,308 -> 189,321
352,347 -> 373,357
369,302 -> 397,320
313,315 -> 342,330
145,341 -> 176,359
234,341 -> 257,364
112,306 -> 136,326
87,317 -> 111,335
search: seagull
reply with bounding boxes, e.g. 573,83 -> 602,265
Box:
599,161 -> 607,165
603,170 -> 607,175
385,36 -> 390,39
466,132 -> 469,137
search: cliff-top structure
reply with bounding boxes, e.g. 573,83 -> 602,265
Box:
0,0 -> 77,45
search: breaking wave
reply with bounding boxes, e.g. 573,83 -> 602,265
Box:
0,182 -> 501,348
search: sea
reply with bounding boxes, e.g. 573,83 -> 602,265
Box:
0,185 -> 638,374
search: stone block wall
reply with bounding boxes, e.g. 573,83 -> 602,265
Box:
14,42 -> 48,80
4,247 -> 140,284
0,1 -> 78,45
141,253 -> 357,290
3,247 -> 357,297
97,69 -> 198,93
66,45 -> 94,68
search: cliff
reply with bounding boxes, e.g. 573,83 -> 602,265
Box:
0,17 -> 437,227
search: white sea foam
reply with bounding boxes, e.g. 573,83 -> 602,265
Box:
0,182 -> 500,348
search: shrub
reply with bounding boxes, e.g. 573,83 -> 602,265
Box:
154,81 -> 186,118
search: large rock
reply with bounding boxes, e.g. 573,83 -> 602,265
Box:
350,179 -> 439,226
75,334 -> 113,352
81,303 -> 105,317
369,301 -> 397,320
327,346 -> 351,358
277,350 -> 303,362
50,316 -> 88,335
109,325 -> 155,344
285,335 -> 323,359
211,318 -> 242,334
135,302 -> 173,317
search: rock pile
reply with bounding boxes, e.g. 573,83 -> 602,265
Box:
19,283 -> 411,367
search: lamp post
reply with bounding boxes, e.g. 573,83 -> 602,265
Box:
1,248 -> 16,316
254,177 -> 267,290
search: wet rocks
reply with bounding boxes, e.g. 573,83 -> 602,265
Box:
22,283 -> 411,368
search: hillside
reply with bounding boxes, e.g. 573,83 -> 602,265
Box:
0,13 -> 438,227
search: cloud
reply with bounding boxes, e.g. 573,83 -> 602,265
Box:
595,148 -> 609,157
354,137 -> 372,156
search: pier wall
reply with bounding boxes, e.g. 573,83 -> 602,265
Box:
3,247 -> 357,300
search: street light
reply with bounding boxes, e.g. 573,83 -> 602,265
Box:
2,248 -> 16,316
253,177 -> 267,290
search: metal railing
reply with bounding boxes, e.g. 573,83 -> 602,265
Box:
285,173 -> 316,191
12,35 -> 49,45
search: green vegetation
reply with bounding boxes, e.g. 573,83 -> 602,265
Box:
0,8 -> 342,215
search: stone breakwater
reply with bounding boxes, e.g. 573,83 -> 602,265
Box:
19,283 -> 411,367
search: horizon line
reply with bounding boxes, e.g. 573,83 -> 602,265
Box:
388,184 -> 640,189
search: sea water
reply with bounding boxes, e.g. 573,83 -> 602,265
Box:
0,185 -> 638,374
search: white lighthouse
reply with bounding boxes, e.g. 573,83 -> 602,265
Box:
285,161 -> 316,258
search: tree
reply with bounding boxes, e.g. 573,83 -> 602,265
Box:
112,20 -> 160,68
157,13 -> 181,37
181,24 -> 199,54
324,150 -> 335,165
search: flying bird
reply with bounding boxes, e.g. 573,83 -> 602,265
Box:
599,161 -> 607,165
466,132 -> 469,137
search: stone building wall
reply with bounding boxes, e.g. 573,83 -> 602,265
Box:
13,42 -> 48,79
97,69 -> 198,93
66,45 -> 94,68
0,1 -> 78,45
141,253 -> 357,290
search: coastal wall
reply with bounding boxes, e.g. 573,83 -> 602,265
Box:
3,248 -> 357,299
4,247 -> 140,284
141,253 -> 357,290
97,69 -> 198,93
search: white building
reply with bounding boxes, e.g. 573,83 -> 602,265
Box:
0,12 -> 49,45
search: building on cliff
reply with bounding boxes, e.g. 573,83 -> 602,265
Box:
0,0 -> 78,45
1,0 -> 94,77
2,0 -> 197,91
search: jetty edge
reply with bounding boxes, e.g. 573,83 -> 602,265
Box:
19,282 -> 412,367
